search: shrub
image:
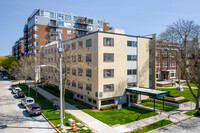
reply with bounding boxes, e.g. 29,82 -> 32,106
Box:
169,94 -> 180,98
141,99 -> 150,103
122,103 -> 128,107
157,97 -> 190,104
100,105 -> 118,111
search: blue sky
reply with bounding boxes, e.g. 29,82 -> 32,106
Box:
1,0 -> 200,56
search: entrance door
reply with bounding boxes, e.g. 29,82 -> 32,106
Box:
162,72 -> 166,80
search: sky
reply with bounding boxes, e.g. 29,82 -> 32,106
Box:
1,0 -> 200,56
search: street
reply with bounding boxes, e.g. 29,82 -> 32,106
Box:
152,117 -> 200,133
0,78 -> 56,133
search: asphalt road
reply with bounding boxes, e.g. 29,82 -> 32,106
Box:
153,117 -> 200,133
0,78 -> 56,133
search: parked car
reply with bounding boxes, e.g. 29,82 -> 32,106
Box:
16,91 -> 25,98
12,87 -> 21,94
10,84 -> 17,90
3,75 -> 8,80
21,97 -> 35,107
26,103 -> 42,116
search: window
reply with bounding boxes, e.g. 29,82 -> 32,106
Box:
78,41 -> 83,48
98,20 -> 103,26
156,50 -> 161,57
156,61 -> 160,67
72,43 -> 76,50
88,19 -> 93,24
170,70 -> 176,78
104,38 -> 114,46
72,81 -> 76,87
127,41 -> 137,47
67,80 -> 70,86
57,13 -> 64,20
93,100 -> 96,104
104,53 -> 114,62
104,69 -> 114,77
78,55 -> 82,62
86,69 -> 92,77
86,84 -> 92,91
50,12 -> 54,18
72,68 -> 76,75
72,55 -> 76,62
86,39 -> 92,47
65,15 -> 71,20
170,61 -> 176,67
88,25 -> 93,31
67,30 -> 72,34
58,21 -> 64,26
33,26 -> 38,31
41,10 -> 50,18
78,83 -> 83,89
78,68 -> 83,76
163,60 -> 168,67
163,49 -> 168,57
33,41 -> 38,46
101,99 -> 114,105
64,22 -> 72,27
127,69 -> 137,75
104,84 -> 114,92
33,34 -> 38,39
156,71 -> 161,79
127,82 -> 137,87
86,54 -> 92,62
127,55 -> 137,61
88,98 -> 92,102
56,29 -> 63,33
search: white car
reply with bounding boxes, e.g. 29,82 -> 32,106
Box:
21,97 -> 35,107
13,87 -> 22,94
3,76 -> 8,80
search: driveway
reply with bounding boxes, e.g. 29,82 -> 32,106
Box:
0,79 -> 56,133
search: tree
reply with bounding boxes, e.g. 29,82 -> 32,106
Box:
160,19 -> 200,109
0,56 -> 18,71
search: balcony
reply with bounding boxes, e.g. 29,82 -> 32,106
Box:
23,24 -> 28,32
24,34 -> 28,39
48,23 -> 59,27
24,40 -> 28,44
76,27 -> 88,32
76,19 -> 89,25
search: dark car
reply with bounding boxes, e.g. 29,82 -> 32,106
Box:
26,103 -> 42,116
16,91 -> 25,98
10,84 -> 17,90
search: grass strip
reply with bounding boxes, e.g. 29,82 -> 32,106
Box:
141,102 -> 178,111
184,109 -> 197,116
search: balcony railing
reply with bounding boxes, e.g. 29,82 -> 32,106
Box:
76,19 -> 89,25
48,23 -> 59,27
76,27 -> 88,31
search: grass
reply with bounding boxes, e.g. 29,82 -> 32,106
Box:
11,80 -> 19,82
131,119 -> 172,133
18,84 -> 92,133
141,102 -> 178,111
156,87 -> 197,103
183,83 -> 199,88
184,109 -> 197,116
38,85 -> 158,126
77,105 -> 158,126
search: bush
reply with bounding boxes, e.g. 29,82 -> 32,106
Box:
141,99 -> 150,103
122,103 -> 128,107
72,98 -> 96,109
157,97 -> 190,104
169,94 -> 180,98
100,105 -> 118,111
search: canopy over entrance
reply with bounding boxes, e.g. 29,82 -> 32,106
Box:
126,87 -> 170,98
126,87 -> 170,112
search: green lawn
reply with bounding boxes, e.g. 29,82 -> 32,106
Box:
156,87 -> 197,103
183,83 -> 198,88
131,119 -> 172,133
18,84 -> 92,132
184,109 -> 197,116
141,102 -> 178,111
38,85 -> 158,126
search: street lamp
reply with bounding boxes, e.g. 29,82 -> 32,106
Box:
40,32 -> 64,128
176,44 -> 183,91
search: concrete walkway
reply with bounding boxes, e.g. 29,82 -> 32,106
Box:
24,82 -> 121,133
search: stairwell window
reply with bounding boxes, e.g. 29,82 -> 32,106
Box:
104,84 -> 114,92
104,38 -> 114,46
104,69 -> 114,78
104,53 -> 114,62
86,39 -> 92,47
86,84 -> 92,91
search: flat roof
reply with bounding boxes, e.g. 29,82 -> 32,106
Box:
126,87 -> 170,98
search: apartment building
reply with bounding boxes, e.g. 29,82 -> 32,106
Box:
12,37 -> 24,59
156,40 -> 179,81
22,9 -> 111,63
40,30 -> 155,109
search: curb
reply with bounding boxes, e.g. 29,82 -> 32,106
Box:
42,113 -> 61,133
147,115 -> 194,133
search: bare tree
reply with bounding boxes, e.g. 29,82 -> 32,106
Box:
40,41 -> 92,118
160,19 -> 200,109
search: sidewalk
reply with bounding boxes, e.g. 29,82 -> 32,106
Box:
26,82 -> 121,133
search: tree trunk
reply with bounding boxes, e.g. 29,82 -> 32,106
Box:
35,82 -> 38,97
195,97 -> 199,109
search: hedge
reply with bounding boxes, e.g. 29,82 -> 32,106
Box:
100,105 -> 118,111
168,94 -> 180,98
157,97 -> 190,104
141,99 -> 150,103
